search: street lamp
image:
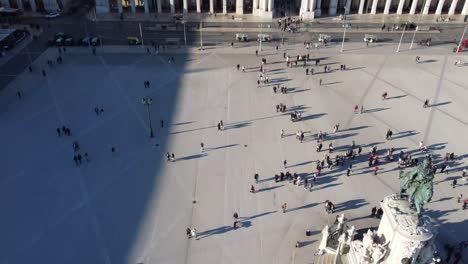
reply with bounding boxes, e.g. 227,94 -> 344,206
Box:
340,7 -> 347,53
141,97 -> 154,138
396,24 -> 406,53
409,0 -> 427,50
182,20 -> 187,47
456,24 -> 467,54
259,24 -> 263,52
199,21 -> 203,50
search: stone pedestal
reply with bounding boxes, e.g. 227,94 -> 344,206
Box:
252,8 -> 273,18
347,195 -> 437,264
377,195 -> 437,264
301,10 -> 315,19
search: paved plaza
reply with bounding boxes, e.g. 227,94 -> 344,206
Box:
0,42 -> 467,263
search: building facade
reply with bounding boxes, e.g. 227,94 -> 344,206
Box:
96,0 -> 468,18
0,0 -> 62,12
0,0 -> 467,18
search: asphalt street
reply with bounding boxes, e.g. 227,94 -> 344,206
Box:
0,14 -> 465,90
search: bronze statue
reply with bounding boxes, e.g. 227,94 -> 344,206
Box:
399,154 -> 434,215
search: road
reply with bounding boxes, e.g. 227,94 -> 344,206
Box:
0,14 -> 465,90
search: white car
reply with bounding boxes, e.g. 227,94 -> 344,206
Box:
45,12 -> 60,19
318,34 -> 331,42
364,34 -> 378,43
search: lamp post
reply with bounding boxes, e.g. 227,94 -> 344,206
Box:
200,21 -> 203,50
340,7 -> 347,53
409,0 -> 427,50
456,24 -> 467,53
182,20 -> 187,47
141,97 -> 154,138
259,24 -> 263,52
396,25 -> 406,52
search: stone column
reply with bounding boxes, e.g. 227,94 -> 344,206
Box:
409,0 -> 418,14
30,0 -> 37,11
236,0 -> 243,14
309,0 -> 315,10
196,0 -> 201,12
223,0 -> 227,13
384,0 -> 391,13
358,0 -> 365,13
143,0 -> 149,13
130,0 -> 136,12
300,0 -> 308,13
16,0 -> 24,10
329,0 -> 338,15
397,0 -> 405,14
462,0 -> 468,14
170,0 -> 175,13
210,0 -> 214,12
268,0 -> 274,11
183,0 -> 187,12
422,0 -> 431,14
371,0 -> 378,13
117,0 -> 123,13
315,0 -> 322,16
253,0 -> 258,9
448,0 -> 458,14
0,0 -> 10,7
345,0 -> 352,13
435,0 -> 445,13
96,0 -> 110,13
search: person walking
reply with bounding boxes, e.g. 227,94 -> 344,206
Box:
56,128 -> 61,137
17,91 -> 21,99
166,152 -> 171,161
374,166 -> 379,175
319,79 -> 322,86
452,179 -> 457,188
347,164 -> 352,176
282,203 -> 287,213
233,212 -> 239,219
283,159 -> 287,168
171,153 -> 175,161
280,129 -> 284,138
190,228 -> 197,240
250,184 -> 255,193
220,120 -> 224,130
423,99 -> 429,108
77,154 -> 82,165
200,142 -> 204,152
254,173 -> 259,183
160,119 -> 164,128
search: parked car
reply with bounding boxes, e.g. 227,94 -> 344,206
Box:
55,37 -> 64,46
364,34 -> 378,43
80,36 -> 90,46
45,12 -> 60,19
127,36 -> 140,45
318,34 -> 331,42
55,32 -> 66,38
236,33 -> 249,42
90,37 -> 100,46
257,34 -> 271,42
64,37 -> 74,46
